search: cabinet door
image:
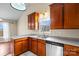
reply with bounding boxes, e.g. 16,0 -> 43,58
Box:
28,14 -> 33,30
64,50 -> 79,56
38,42 -> 46,56
50,4 -> 63,29
28,15 -> 31,29
64,4 -> 79,29
28,38 -> 32,51
28,12 -> 39,30
14,42 -> 23,56
31,13 -> 35,30
22,39 -> 28,52
31,39 -> 37,54
64,44 -> 79,56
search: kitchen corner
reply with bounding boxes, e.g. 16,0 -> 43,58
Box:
0,3 -> 79,56
10,34 -> 79,56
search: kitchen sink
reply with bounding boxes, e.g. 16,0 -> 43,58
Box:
37,35 -> 48,39
29,36 -> 38,38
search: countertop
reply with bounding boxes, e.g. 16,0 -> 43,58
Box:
0,38 -> 11,43
45,36 -> 79,47
0,35 -> 79,47
11,35 -> 79,47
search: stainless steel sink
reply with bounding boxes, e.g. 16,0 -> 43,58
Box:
29,35 -> 48,39
30,36 -> 38,38
37,35 -> 48,39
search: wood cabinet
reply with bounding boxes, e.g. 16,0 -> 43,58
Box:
37,39 -> 46,56
22,39 -> 28,52
50,3 -> 79,29
14,41 -> 23,56
28,12 -> 39,30
64,4 -> 79,29
64,44 -> 79,56
28,38 -> 46,56
31,38 -> 38,54
14,38 -> 28,56
50,3 -> 63,29
14,37 -> 46,56
28,37 -> 32,51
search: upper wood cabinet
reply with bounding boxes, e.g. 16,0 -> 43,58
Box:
64,4 -> 79,29
50,3 -> 63,29
28,12 -> 39,30
50,3 -> 79,29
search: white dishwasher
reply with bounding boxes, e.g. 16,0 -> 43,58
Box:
46,40 -> 64,56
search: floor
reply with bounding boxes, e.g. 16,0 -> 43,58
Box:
20,51 -> 37,56
6,54 -> 12,56
6,51 -> 36,56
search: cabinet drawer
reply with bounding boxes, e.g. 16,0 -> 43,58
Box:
64,45 -> 79,52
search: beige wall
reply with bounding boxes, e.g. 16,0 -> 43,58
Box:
17,3 -> 50,35
17,3 -> 79,38
0,31 -> 3,36
9,21 -> 17,36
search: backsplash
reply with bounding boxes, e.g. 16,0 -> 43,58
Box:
27,29 -> 79,38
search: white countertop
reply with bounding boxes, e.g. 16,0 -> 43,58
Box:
45,37 -> 79,47
0,38 -> 11,43
11,35 -> 79,47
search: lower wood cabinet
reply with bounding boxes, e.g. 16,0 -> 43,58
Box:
14,42 -> 23,56
14,37 -> 79,56
37,39 -> 46,56
64,44 -> 79,56
28,38 -> 46,56
31,38 -> 38,54
28,37 -> 32,51
14,37 -> 46,56
22,39 -> 28,52
64,50 -> 79,56
14,38 -> 28,56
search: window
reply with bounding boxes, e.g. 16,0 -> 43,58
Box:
0,23 -> 3,37
0,22 -> 10,39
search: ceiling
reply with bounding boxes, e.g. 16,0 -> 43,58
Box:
0,3 -> 51,21
0,3 -> 29,20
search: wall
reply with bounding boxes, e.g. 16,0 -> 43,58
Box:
17,12 -> 28,35
9,21 -> 17,36
0,30 -> 3,36
50,29 -> 79,38
17,3 -> 79,38
17,3 -> 50,35
0,23 -> 3,36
